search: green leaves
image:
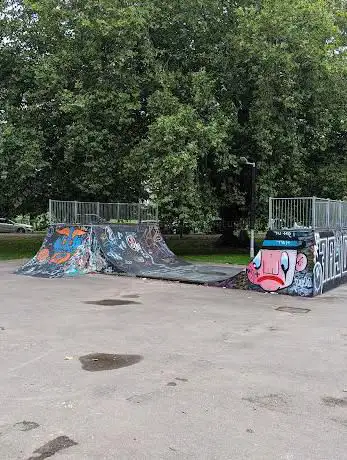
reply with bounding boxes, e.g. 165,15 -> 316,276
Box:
0,0 -> 346,226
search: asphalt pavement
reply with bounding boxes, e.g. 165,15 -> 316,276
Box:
0,260 -> 346,460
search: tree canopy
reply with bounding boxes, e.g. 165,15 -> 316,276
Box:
1,0 -> 347,226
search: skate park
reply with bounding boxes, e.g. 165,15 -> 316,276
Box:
1,226 -> 347,459
17,198 -> 347,297
1,199 -> 346,458
1,1 -> 347,457
1,198 -> 346,458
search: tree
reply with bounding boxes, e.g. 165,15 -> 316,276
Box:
1,0 -> 346,228
0,0 -> 156,215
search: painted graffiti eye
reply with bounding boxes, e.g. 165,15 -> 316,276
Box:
281,252 -> 289,273
253,252 -> 261,269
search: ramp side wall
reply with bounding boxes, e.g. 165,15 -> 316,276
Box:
16,225 -> 93,278
230,229 -> 347,296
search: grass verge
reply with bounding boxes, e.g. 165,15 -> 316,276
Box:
0,233 -> 251,265
0,235 -> 43,261
182,254 -> 249,265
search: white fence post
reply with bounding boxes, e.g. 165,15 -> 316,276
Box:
74,201 -> 78,224
49,199 -> 52,224
312,196 -> 316,229
268,197 -> 273,229
326,199 -> 330,229
138,201 -> 141,223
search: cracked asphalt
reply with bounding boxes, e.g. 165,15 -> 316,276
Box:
1,260 -> 346,459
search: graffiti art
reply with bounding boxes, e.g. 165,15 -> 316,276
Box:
17,224 -> 347,295
247,249 -> 308,292
17,226 -> 90,278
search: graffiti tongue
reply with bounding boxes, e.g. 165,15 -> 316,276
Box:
258,275 -> 284,291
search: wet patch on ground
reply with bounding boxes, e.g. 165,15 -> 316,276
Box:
14,421 -> 40,432
84,299 -> 140,306
27,436 -> 77,460
243,393 -> 289,413
167,382 -> 177,386
322,396 -> 347,407
276,306 -> 310,314
0,421 -> 40,437
79,353 -> 143,371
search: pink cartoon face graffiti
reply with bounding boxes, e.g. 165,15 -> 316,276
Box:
247,249 -> 307,292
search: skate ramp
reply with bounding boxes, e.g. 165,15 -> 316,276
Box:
16,226 -> 92,278
16,224 -> 242,283
211,228 -> 347,297
93,224 -> 241,283
17,224 -> 347,296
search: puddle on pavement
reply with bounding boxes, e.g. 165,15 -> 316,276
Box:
84,299 -> 140,306
276,306 -> 310,314
15,421 -> 39,432
27,436 -> 77,460
322,396 -> 347,407
79,353 -> 143,372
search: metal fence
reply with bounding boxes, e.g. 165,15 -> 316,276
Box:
269,197 -> 347,230
49,200 -> 159,225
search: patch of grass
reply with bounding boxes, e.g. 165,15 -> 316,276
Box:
0,232 -> 255,266
165,234 -> 248,255
165,234 -> 251,265
0,235 -> 43,260
182,254 -> 250,265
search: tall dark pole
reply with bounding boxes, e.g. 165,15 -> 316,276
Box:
250,164 -> 256,258
240,157 -> 256,259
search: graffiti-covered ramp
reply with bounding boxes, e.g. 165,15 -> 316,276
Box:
93,224 -> 242,283
16,226 -> 93,278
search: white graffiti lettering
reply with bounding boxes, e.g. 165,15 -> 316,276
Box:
316,233 -> 347,285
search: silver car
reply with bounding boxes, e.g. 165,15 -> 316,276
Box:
0,218 -> 33,233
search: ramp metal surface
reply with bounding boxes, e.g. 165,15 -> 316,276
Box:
93,224 -> 241,283
16,224 -> 242,283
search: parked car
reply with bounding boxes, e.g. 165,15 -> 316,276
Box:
0,218 -> 33,233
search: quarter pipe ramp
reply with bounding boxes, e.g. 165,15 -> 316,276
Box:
17,224 -> 241,283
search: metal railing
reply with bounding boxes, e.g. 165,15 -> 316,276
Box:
49,200 -> 159,225
269,197 -> 347,230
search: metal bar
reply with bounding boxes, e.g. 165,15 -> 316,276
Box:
327,199 -> 330,229
138,201 -> 141,223
268,197 -> 272,229
49,199 -> 52,224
